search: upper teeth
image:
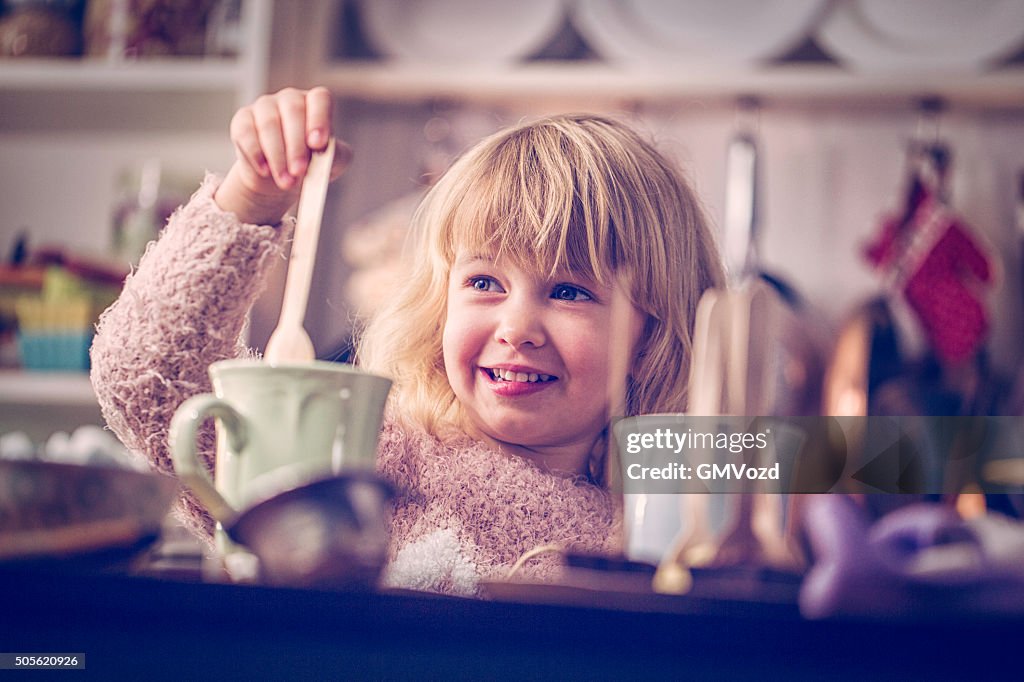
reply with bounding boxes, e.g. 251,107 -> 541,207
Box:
490,369 -> 553,383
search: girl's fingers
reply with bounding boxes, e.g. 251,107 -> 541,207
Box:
228,107 -> 269,178
251,94 -> 293,190
277,88 -> 310,180
306,87 -> 350,180
227,86 -> 346,196
305,86 -> 333,150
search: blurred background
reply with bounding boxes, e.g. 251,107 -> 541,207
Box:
2,0 -> 1024,441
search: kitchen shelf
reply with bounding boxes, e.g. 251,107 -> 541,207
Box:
298,0 -> 1024,112
0,370 -> 97,407
0,0 -> 272,105
0,57 -> 251,93
314,60 -> 1024,111
0,370 -> 105,442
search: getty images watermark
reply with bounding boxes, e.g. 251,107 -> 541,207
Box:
612,415 -> 1024,494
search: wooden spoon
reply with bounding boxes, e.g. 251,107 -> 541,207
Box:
653,289 -> 723,592
264,138 -> 335,365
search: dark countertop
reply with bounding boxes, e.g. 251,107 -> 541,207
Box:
1,560 -> 1021,680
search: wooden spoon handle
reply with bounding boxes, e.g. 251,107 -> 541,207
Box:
264,139 -> 335,365
279,138 -> 335,328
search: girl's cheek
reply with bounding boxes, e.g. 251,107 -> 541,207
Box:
443,306 -> 486,355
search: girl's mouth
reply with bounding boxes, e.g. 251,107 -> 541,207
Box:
483,368 -> 557,383
480,367 -> 558,396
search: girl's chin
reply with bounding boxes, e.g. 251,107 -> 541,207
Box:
473,420 -> 589,451
471,421 -> 551,449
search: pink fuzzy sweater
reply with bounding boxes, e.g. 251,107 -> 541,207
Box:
90,175 -> 620,595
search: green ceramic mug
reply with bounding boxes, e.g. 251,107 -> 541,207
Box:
169,359 -> 392,533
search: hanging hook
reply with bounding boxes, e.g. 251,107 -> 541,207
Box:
907,96 -> 952,205
914,97 -> 950,178
914,95 -> 946,145
733,94 -> 762,138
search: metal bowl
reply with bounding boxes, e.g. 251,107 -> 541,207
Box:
228,472 -> 394,588
0,459 -> 179,561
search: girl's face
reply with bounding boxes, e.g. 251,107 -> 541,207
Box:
442,250 -> 644,476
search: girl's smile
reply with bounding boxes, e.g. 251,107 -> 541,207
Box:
481,364 -> 558,397
442,251 -> 644,476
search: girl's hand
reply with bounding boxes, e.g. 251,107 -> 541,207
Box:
214,86 -> 352,225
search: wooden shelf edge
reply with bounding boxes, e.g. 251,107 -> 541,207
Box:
0,57 -> 247,92
0,370 -> 98,407
314,61 -> 1024,111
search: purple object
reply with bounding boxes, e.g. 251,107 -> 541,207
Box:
800,496 -> 1024,619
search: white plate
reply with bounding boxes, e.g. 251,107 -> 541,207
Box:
816,0 -> 1024,73
571,0 -> 666,66
359,0 -> 566,63
627,0 -> 827,63
572,0 -> 828,67
569,0 -> 663,65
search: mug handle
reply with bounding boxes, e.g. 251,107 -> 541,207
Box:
169,393 -> 248,525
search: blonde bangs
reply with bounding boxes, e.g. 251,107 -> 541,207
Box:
433,123 -> 628,286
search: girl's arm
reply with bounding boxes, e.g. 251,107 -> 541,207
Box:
90,87 -> 350,541
89,175 -> 291,540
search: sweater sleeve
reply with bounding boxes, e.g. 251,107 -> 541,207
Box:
89,173 -> 292,541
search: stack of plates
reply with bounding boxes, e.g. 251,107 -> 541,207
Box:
356,0 -> 1024,74
571,0 -> 828,67
358,0 -> 565,63
816,0 -> 1024,73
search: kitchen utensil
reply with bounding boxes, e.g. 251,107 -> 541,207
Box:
648,110 -> 826,587
713,112 -> 815,571
710,283 -> 801,570
225,472 -> 394,588
0,459 -> 178,561
709,483 -> 794,568
649,284 -> 804,590
651,290 -> 723,578
264,138 -> 335,365
723,113 -> 825,415
170,358 -> 391,556
620,289 -> 726,590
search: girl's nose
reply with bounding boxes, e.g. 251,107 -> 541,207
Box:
495,300 -> 546,349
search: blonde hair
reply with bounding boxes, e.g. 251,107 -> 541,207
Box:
356,113 -> 723,437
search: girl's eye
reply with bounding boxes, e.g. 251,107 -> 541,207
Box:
551,284 -> 592,301
468,276 -> 502,292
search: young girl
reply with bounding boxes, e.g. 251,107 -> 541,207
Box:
90,87 -> 724,595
